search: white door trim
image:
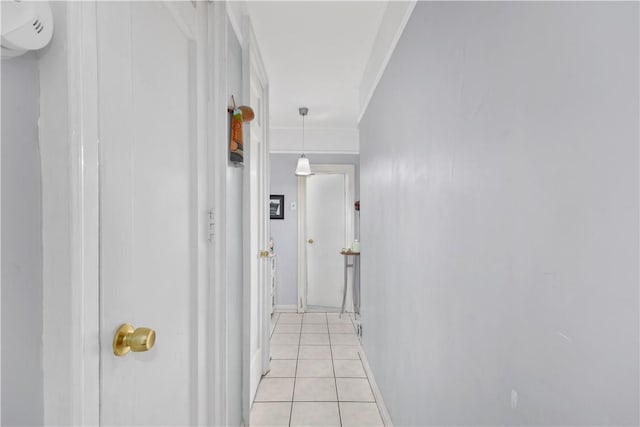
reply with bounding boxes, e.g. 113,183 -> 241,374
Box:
241,13 -> 271,424
297,164 -> 356,313
39,3 -> 217,425
40,3 -> 100,424
209,3 -> 230,426
297,175 -> 308,312
194,2 -> 212,424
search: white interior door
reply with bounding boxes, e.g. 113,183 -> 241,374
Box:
97,2 -> 205,425
247,73 -> 266,403
243,16 -> 271,411
305,166 -> 354,309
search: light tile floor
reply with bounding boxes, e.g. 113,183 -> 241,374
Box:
251,312 -> 385,427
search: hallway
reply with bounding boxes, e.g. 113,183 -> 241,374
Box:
1,1 -> 637,425
250,312 -> 385,427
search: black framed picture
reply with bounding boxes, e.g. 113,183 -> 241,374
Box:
270,195 -> 285,220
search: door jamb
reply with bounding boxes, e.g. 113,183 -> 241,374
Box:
297,164 -> 356,313
209,2 -> 230,426
40,3 -> 100,424
241,13 -> 271,424
296,175 -> 307,313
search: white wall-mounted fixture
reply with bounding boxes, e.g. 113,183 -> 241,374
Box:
1,1 -> 54,59
295,107 -> 312,176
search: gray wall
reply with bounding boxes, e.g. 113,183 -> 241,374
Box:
270,153 -> 359,307
1,53 -> 44,426
359,2 -> 639,426
226,20 -> 244,427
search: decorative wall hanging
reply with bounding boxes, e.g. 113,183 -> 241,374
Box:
270,195 -> 285,220
228,95 -> 255,165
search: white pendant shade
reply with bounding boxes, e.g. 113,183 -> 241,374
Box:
295,155 -> 312,176
295,107 -> 312,176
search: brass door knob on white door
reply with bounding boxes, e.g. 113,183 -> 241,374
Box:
113,323 -> 157,356
307,238 -> 314,244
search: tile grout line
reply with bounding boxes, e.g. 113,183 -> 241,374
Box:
259,375 -> 366,379
287,315 -> 303,427
350,312 -> 386,425
357,336 -> 387,427
269,312 -> 280,340
252,313 -> 280,425
327,313 -> 344,427
251,400 -> 376,403
266,313 -> 368,425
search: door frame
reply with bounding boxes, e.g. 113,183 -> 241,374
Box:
40,3 -> 100,424
38,2 -> 221,425
209,2 -> 232,426
241,14 -> 271,421
297,164 -> 355,313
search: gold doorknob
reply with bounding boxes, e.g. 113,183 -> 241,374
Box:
308,239 -> 314,244
259,250 -> 270,258
113,323 -> 156,356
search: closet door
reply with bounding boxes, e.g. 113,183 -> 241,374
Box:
97,2 -> 204,424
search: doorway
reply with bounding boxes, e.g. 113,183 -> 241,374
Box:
297,164 -> 355,312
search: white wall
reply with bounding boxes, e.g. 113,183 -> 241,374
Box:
270,153 -> 359,307
1,53 -> 44,426
359,2 -> 638,425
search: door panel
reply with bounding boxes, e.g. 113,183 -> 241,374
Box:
98,2 -> 197,425
306,174 -> 347,308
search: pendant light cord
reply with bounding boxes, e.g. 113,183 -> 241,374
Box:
299,106 -> 308,154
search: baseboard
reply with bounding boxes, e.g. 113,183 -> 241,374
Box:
359,346 -> 394,427
274,304 -> 298,312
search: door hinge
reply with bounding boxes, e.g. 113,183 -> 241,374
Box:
207,208 -> 215,242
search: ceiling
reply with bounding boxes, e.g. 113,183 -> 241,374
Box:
243,1 -> 389,130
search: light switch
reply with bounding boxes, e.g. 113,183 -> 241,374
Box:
290,202 -> 297,211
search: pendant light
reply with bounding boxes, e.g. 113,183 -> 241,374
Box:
295,107 -> 312,176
